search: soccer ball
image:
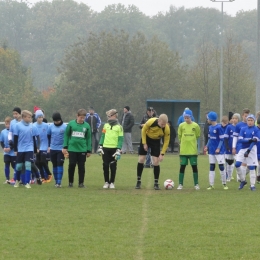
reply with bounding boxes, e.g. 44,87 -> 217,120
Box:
164,179 -> 174,190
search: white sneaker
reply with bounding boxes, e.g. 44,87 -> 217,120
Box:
177,184 -> 183,190
25,183 -> 31,189
103,182 -> 109,189
194,184 -> 200,190
109,183 -> 115,189
3,180 -> 9,184
14,180 -> 20,188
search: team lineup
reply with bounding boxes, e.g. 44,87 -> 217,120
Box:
1,106 -> 260,190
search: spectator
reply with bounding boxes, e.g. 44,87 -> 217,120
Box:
203,112 -> 210,148
121,106 -> 134,154
168,121 -> 176,153
85,107 -> 101,153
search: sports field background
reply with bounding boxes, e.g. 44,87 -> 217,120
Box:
0,154 -> 259,260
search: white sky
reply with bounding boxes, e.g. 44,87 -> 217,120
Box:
78,0 -> 257,16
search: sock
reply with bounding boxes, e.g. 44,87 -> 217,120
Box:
21,173 -> 26,184
25,170 -> 31,184
137,163 -> 144,181
250,169 -> 256,186
57,166 -> 63,185
236,167 -> 244,181
4,165 -> 10,180
16,170 -> 21,181
154,165 -> 160,182
179,173 -> 184,185
230,164 -> 234,178
241,166 -> 247,178
258,165 -> 260,176
53,167 -> 58,182
220,170 -> 226,184
13,172 -> 16,181
193,172 -> 198,185
209,171 -> 215,186
226,165 -> 233,179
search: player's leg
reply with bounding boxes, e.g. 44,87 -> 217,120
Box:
68,151 -> 77,187
177,155 -> 188,189
14,152 -> 24,187
3,155 -> 11,183
216,154 -> 228,189
56,151 -> 64,187
207,155 -> 216,189
50,150 -> 58,185
246,148 -> 257,190
78,152 -> 87,188
109,148 -> 117,189
150,139 -> 161,190
190,155 -> 199,189
102,148 -> 111,188
35,152 -> 44,179
135,139 -> 147,189
41,151 -> 52,182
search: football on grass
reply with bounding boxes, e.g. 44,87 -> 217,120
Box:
164,179 -> 174,190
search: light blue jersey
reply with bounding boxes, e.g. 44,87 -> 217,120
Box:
13,121 -> 39,152
0,129 -> 15,156
208,124 -> 225,155
33,122 -> 49,151
47,123 -> 67,150
9,119 -> 19,139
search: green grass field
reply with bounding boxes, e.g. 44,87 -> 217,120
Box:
0,154 -> 259,260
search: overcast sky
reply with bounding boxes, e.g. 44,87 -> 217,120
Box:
75,0 -> 257,16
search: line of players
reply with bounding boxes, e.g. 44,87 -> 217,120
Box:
204,108 -> 260,191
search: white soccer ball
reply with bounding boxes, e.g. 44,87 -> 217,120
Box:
164,179 -> 174,190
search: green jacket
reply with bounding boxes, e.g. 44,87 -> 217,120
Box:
63,120 -> 92,153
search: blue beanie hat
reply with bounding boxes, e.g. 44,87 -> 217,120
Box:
207,111 -> 218,121
35,110 -> 44,119
247,114 -> 256,121
183,109 -> 193,118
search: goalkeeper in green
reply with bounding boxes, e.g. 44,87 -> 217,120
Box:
63,109 -> 92,188
177,109 -> 201,190
97,109 -> 124,189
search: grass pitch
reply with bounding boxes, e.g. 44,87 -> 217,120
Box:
0,154 -> 259,260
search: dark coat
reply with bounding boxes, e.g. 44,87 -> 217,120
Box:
121,112 -> 134,133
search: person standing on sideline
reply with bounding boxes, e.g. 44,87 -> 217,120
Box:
204,111 -> 228,190
97,109 -> 123,189
85,107 -> 101,153
139,107 -> 157,167
135,114 -> 170,190
63,109 -> 91,188
168,121 -> 176,153
203,112 -> 210,150
121,106 -> 134,154
177,109 -> 201,190
47,112 -> 67,188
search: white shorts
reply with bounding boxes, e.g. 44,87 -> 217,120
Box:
225,154 -> 235,160
209,154 -> 225,164
236,146 -> 258,166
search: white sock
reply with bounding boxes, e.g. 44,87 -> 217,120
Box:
236,167 -> 243,181
241,165 -> 247,177
250,170 -> 256,186
257,165 -> 260,176
230,163 -> 234,178
220,170 -> 226,184
226,165 -> 232,179
209,171 -> 215,186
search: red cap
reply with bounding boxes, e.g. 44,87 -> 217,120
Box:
34,106 -> 40,113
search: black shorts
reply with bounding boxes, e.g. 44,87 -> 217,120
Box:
36,151 -> 48,163
4,155 -> 16,164
16,151 -> 34,163
139,136 -> 160,157
69,151 -> 87,164
50,150 -> 64,164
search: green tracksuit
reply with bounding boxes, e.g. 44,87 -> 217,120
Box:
63,120 -> 92,152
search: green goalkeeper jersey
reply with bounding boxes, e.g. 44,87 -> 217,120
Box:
63,120 -> 92,152
178,121 -> 200,155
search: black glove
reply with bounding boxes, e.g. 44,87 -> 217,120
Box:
244,149 -> 250,157
248,138 -> 257,143
8,140 -> 14,150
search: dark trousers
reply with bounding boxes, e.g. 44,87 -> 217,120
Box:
36,151 -> 51,179
68,151 -> 87,184
102,148 -> 117,183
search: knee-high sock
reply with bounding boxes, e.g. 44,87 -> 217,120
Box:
236,167 -> 244,181
193,172 -> 198,185
137,163 -> 144,181
57,166 -> 63,185
241,165 -> 247,177
230,164 -> 234,177
16,170 -> 21,181
153,165 -> 160,183
220,170 -> 226,184
257,165 -> 260,176
250,170 -> 256,186
4,165 -> 10,180
226,165 -> 233,179
25,170 -> 31,184
53,167 -> 57,182
179,173 -> 184,185
209,171 -> 215,186
21,173 -> 26,184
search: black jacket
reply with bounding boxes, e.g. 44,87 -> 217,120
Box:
121,112 -> 134,133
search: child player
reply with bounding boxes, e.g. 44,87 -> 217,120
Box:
177,109 -> 201,190
63,109 -> 91,188
135,114 -> 170,190
97,109 -> 123,189
223,113 -> 240,181
47,112 -> 67,188
13,110 -> 40,188
235,114 -> 258,191
0,117 -> 16,183
33,110 -> 52,182
204,111 -> 228,190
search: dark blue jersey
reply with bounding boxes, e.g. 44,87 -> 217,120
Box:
224,124 -> 236,154
208,124 -> 225,155
233,121 -> 247,151
238,125 -> 258,149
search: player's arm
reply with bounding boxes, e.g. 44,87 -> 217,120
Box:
86,125 -> 92,153
13,135 -> 18,152
34,135 -> 40,153
117,126 -> 124,150
141,121 -> 151,144
63,123 -> 71,149
161,127 -> 170,155
177,124 -> 182,142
